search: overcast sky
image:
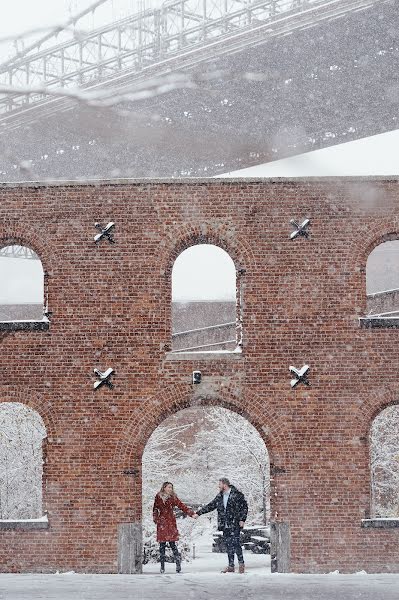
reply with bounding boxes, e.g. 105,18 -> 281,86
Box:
220,129 -> 399,177
172,245 -> 236,302
0,256 -> 44,304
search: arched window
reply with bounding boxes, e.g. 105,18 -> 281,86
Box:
171,244 -> 239,352
366,240 -> 399,318
0,245 -> 45,322
370,405 -> 399,518
0,403 -> 46,520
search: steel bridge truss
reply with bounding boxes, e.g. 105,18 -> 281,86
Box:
0,0 -> 333,116
0,246 -> 39,259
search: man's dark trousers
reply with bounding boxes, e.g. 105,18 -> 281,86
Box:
223,527 -> 244,567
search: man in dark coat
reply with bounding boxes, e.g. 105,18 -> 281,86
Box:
195,477 -> 248,573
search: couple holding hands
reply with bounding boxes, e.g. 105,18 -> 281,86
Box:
153,477 -> 248,574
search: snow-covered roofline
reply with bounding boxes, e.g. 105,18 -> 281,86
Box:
1,175 -> 399,189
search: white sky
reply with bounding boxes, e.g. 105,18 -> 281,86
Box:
220,129 -> 399,177
0,256 -> 43,304
172,245 -> 236,302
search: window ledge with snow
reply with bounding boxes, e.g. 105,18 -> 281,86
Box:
359,317 -> 399,329
0,515 -> 49,530
166,348 -> 243,361
0,317 -> 50,332
361,518 -> 399,529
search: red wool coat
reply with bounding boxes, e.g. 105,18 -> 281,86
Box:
153,493 -> 194,542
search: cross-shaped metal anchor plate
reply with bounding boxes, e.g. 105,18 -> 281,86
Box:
94,222 -> 115,244
289,364 -> 310,388
93,367 -> 115,390
290,218 -> 310,240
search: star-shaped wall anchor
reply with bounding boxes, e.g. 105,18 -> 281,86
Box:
93,367 -> 115,390
289,364 -> 310,388
290,218 -> 310,240
94,222 -> 115,244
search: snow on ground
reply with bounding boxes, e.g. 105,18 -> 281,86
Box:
143,542 -> 269,576
1,570 -> 399,600
2,543 -> 399,600
217,129 -> 399,178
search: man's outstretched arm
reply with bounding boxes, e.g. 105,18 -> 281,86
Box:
196,496 -> 219,516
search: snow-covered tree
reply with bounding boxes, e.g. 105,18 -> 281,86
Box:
192,407 -> 270,524
0,403 -> 46,519
142,406 -> 270,560
371,405 -> 399,518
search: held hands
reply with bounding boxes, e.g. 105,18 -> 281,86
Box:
192,513 -> 199,520
239,521 -> 245,528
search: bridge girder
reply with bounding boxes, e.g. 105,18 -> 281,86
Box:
0,0 -> 397,180
0,246 -> 39,259
0,0 -> 381,120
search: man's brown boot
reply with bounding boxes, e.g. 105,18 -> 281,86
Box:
221,566 -> 235,573
238,564 -> 245,574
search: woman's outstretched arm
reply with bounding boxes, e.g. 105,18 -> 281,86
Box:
174,496 -> 195,517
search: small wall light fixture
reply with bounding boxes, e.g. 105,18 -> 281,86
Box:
192,371 -> 202,385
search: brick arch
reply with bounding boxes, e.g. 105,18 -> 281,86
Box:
0,389 -> 60,440
346,217 -> 399,313
0,222 -> 54,276
0,222 -> 55,315
355,385 -> 399,439
159,225 -> 255,349
353,385 -> 399,516
163,225 -> 254,278
114,383 -> 292,471
0,391 -> 60,518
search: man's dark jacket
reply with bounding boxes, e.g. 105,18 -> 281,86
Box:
197,486 -> 248,531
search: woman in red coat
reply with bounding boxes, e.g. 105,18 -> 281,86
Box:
153,481 -> 195,573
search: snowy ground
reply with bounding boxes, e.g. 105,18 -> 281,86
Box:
1,546 -> 399,600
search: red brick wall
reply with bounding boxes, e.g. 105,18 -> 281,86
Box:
0,177 -> 399,573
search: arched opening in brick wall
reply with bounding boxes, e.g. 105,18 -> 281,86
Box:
171,244 -> 241,353
0,244 -> 46,322
370,404 -> 399,518
0,402 -> 47,520
141,405 -> 271,574
366,240 -> 399,318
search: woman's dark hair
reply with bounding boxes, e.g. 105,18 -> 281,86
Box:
219,477 -> 230,487
159,481 -> 175,496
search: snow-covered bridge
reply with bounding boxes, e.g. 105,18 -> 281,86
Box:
0,0 -> 397,179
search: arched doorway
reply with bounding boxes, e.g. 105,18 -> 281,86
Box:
141,405 -> 271,574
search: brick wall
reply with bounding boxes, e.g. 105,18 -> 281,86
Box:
1,177 -> 399,573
